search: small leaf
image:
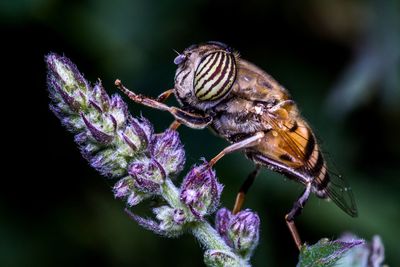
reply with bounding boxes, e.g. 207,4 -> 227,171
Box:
297,238 -> 364,267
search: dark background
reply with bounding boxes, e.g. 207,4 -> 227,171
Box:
1,0 -> 399,266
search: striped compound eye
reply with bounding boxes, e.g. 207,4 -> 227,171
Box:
193,51 -> 237,101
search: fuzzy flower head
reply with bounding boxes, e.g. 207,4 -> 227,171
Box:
120,116 -> 153,153
128,158 -> 166,194
215,208 -> 234,246
228,209 -> 260,258
215,208 -> 260,258
113,176 -> 148,206
46,53 -> 90,114
113,176 -> 134,198
151,129 -> 185,177
204,250 -> 244,267
153,206 -> 186,236
180,161 -> 223,220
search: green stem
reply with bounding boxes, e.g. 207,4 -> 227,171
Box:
191,221 -> 232,251
161,178 -> 182,208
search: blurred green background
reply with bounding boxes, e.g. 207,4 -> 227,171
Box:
1,0 -> 399,266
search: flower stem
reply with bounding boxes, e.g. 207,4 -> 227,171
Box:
161,178 -> 182,208
191,221 -> 232,251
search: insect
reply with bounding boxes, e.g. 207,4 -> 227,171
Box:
115,41 -> 358,249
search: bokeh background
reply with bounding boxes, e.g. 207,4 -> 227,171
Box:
1,0 -> 399,266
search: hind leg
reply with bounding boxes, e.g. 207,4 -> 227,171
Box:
232,165 -> 261,214
285,183 -> 311,250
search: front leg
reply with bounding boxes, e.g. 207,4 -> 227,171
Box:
209,132 -> 265,167
115,79 -> 212,129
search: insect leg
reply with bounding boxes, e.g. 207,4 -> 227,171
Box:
169,120 -> 181,130
115,79 -> 213,129
209,132 -> 265,167
232,165 -> 261,214
285,183 -> 312,250
156,89 -> 183,130
156,89 -> 174,102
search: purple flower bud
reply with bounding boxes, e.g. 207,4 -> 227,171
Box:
204,250 -> 242,266
151,129 -> 185,177
215,208 -> 233,246
91,82 -> 110,112
75,131 -> 127,178
89,148 -> 128,177
48,78 -> 80,112
109,95 -> 129,129
113,177 -> 134,198
46,54 -> 90,110
180,161 -> 223,219
46,53 -> 89,93
129,158 -> 166,194
153,206 -> 186,236
227,209 -> 260,257
113,177 -> 148,206
120,132 -> 138,151
81,113 -> 114,144
119,116 -> 153,154
126,191 -> 145,207
89,99 -> 103,113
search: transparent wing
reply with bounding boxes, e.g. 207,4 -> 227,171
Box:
324,170 -> 358,217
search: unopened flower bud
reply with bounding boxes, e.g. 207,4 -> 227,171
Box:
109,94 -> 128,125
113,176 -> 134,198
153,206 -> 185,237
81,113 -> 114,144
119,116 -> 153,156
90,82 -> 110,112
129,158 -> 166,194
204,250 -> 244,267
113,176 -> 148,206
47,53 -> 90,128
151,129 -> 185,177
126,191 -> 146,206
227,209 -> 260,258
215,208 -> 233,246
88,147 -> 129,177
46,53 -> 90,109
180,161 -> 223,219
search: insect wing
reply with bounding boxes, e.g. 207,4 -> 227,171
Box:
323,170 -> 358,217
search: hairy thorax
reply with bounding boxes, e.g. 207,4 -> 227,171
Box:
208,60 -> 292,143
